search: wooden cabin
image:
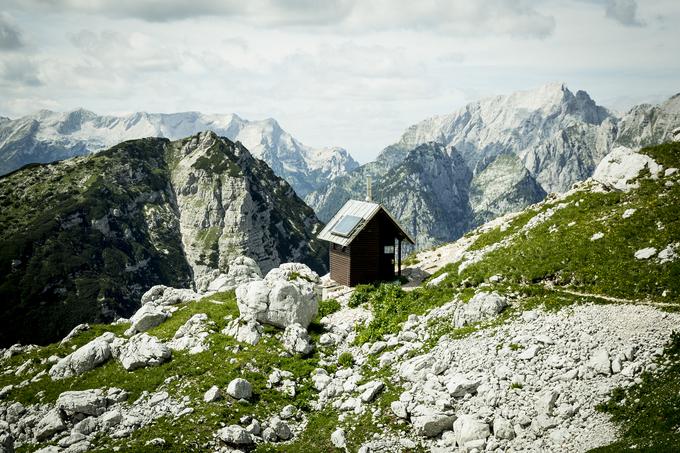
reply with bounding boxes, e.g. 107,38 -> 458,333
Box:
317,200 -> 415,287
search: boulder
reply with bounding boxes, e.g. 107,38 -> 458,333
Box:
391,401 -> 409,419
536,390 -> 559,416
223,317 -> 263,345
634,247 -> 657,260
56,389 -> 108,416
72,417 -> 98,436
331,427 -> 346,448
59,323 -> 90,345
227,378 -> 252,400
34,409 -> 66,441
113,333 -> 171,371
587,349 -> 611,375
454,415 -> 490,447
0,430 -> 13,453
58,432 -> 87,448
207,256 -> 262,292
358,381 -> 384,403
493,416 -> 515,440
411,410 -> 456,437
100,409 -> 123,429
281,323 -> 314,355
216,425 -> 254,446
141,285 -> 200,306
445,374 -> 481,397
168,313 -> 213,354
126,304 -> 169,335
235,263 -> 320,329
204,385 -> 222,402
49,333 -> 115,380
593,146 -> 662,191
453,292 -> 508,328
270,417 -> 292,441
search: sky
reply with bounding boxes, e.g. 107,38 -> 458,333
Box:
0,0 -> 679,163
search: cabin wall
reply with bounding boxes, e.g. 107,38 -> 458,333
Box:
348,217 -> 381,286
329,244 -> 351,287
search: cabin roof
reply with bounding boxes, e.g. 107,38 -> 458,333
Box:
317,199 -> 415,247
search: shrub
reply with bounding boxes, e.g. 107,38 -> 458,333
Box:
348,284 -> 376,308
317,299 -> 341,319
338,352 -> 354,368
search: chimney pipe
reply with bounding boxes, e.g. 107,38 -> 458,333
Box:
366,176 -> 372,202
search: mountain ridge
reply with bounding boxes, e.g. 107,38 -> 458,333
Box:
0,131 -> 328,346
307,83 -> 680,249
0,109 -> 359,197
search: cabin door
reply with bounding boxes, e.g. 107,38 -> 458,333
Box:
379,240 -> 396,281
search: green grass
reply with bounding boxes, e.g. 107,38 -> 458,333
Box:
592,331 -> 680,452
317,299 -> 341,319
338,351 -> 354,367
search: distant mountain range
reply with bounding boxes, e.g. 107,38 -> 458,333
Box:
306,83 -> 680,248
0,110 -> 359,197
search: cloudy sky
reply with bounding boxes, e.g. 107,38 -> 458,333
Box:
1,0 -> 679,162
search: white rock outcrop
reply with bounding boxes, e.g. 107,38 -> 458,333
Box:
167,313 -> 214,354
206,256 -> 262,293
592,146 -> 662,191
236,263 -> 320,329
141,285 -> 200,306
112,333 -> 171,371
281,323 -> 314,355
222,317 -> 263,345
49,333 -> 115,380
126,303 -> 169,335
227,378 -> 252,400
453,291 -> 508,328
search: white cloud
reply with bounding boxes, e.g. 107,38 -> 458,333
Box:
0,13 -> 24,50
605,0 -> 643,26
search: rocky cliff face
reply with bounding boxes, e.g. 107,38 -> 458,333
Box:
308,84 -> 680,249
0,131 -> 327,346
0,110 -> 358,197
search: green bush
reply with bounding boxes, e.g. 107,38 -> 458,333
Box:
338,351 -> 354,368
348,284 -> 376,308
317,299 -> 341,319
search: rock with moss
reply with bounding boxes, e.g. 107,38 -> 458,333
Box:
235,263 -> 320,329
49,333 -> 116,380
167,313 -> 214,354
112,333 -> 171,371
281,323 -> 314,355
203,256 -> 262,293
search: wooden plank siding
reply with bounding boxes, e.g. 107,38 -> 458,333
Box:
329,244 -> 351,286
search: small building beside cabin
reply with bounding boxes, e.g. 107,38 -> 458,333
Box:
317,200 -> 415,287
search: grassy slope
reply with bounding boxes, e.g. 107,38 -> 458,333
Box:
348,143 -> 680,450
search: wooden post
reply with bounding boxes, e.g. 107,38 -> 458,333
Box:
397,238 -> 402,277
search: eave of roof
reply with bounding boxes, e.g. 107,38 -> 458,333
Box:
317,199 -> 415,246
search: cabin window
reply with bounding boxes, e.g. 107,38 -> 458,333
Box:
384,245 -> 395,254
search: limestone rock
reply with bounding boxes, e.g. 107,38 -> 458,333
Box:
49,333 -> 115,380
454,415 -> 490,448
453,291 -> 508,328
270,417 -> 292,441
113,333 -> 171,371
445,374 -> 481,397
593,146 -> 662,191
56,389 -> 108,416
331,427 -> 346,448
236,263 -> 320,328
127,303 -> 169,335
168,313 -> 213,354
227,378 -> 252,400
412,410 -> 456,437
217,425 -> 254,446
493,416 -> 515,440
587,349 -> 611,375
223,317 -> 263,345
206,256 -> 262,292
34,409 -> 66,441
358,381 -> 384,403
204,385 -> 222,402
59,323 -> 90,345
141,285 -> 200,306
281,323 -> 314,355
